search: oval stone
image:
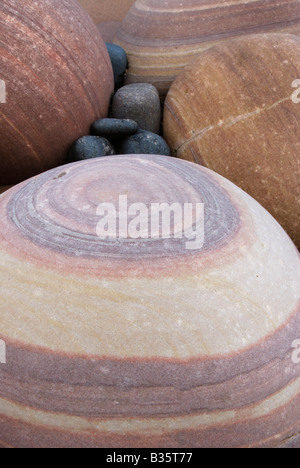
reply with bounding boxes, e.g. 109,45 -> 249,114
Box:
68,136 -> 116,162
164,33 -> 300,250
118,129 -> 171,155
111,83 -> 162,134
114,0 -> 300,96
91,118 -> 138,139
0,155 -> 299,447
0,0 -> 114,185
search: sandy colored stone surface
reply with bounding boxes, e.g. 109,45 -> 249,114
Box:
0,0 -> 114,185
0,155 -> 299,448
164,33 -> 300,250
114,0 -> 300,96
78,0 -> 135,23
97,21 -> 121,43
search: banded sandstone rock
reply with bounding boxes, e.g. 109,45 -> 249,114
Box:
114,0 -> 300,96
0,0 -> 114,185
0,155 -> 299,448
164,33 -> 300,250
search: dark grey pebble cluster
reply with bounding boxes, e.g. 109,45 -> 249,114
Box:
68,43 -> 171,163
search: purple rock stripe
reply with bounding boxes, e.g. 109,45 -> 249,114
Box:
0,156 -> 253,279
0,300 -> 299,417
0,391 -> 299,448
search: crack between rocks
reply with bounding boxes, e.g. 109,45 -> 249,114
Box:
175,95 -> 292,157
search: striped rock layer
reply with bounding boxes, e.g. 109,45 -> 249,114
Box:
114,0 -> 300,96
0,155 -> 299,448
0,0 -> 114,185
164,33 -> 300,251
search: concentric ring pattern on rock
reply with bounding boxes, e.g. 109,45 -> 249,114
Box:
114,0 -> 300,96
163,33 -> 300,250
0,155 -> 299,448
0,0 -> 114,185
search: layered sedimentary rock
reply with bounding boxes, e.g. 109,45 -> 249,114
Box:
0,155 -> 299,448
164,33 -> 300,249
114,0 -> 300,96
0,0 -> 114,185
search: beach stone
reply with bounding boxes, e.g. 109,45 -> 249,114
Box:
105,43 -> 128,90
164,33 -> 300,250
0,155 -> 299,448
118,129 -> 171,155
68,136 -> 116,162
111,83 -> 161,134
91,118 -> 138,140
114,0 -> 300,97
0,0 -> 114,185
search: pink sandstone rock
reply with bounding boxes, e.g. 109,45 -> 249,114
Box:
0,0 -> 114,185
0,155 -> 299,448
114,0 -> 300,96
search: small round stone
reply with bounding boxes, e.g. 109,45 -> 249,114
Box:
118,129 -> 171,155
111,83 -> 162,134
105,43 -> 128,90
91,118 -> 138,139
68,136 -> 116,162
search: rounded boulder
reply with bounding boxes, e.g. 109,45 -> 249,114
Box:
0,154 -> 299,448
0,0 -> 114,185
164,33 -> 300,249
114,0 -> 300,96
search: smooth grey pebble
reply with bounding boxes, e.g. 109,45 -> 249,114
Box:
68,136 -> 116,162
111,83 -> 162,134
91,118 -> 138,139
105,43 -> 128,90
118,129 -> 171,156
